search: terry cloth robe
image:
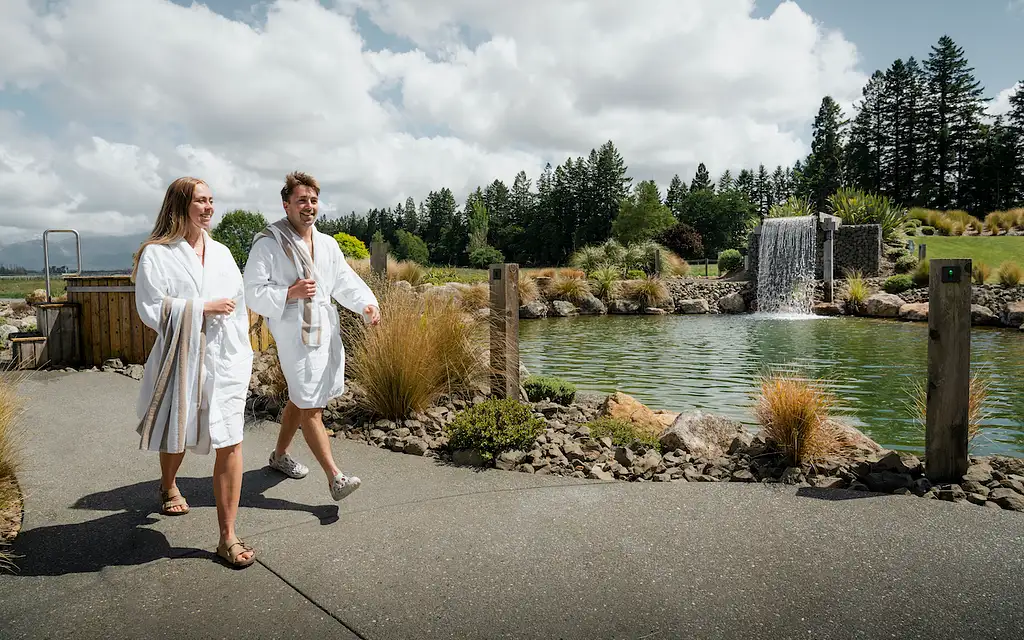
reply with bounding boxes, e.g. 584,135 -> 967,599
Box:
243,220 -> 378,410
135,231 -> 254,455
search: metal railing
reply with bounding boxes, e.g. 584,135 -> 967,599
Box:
43,229 -> 82,302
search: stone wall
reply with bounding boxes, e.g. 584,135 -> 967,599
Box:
833,225 -> 881,277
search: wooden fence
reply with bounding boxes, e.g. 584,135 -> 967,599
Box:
64,275 -> 273,367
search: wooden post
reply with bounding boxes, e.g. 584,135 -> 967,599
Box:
705,258 -> 709,278
35,302 -> 82,367
489,263 -> 520,400
918,243 -> 927,261
370,241 -> 388,277
925,258 -> 971,484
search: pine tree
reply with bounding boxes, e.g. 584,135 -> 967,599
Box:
690,162 -> 712,192
735,169 -> 756,204
847,70 -> 886,194
717,170 -> 734,192
665,174 -> 687,217
962,119 -> 1019,212
1006,82 -> 1024,205
770,165 -> 790,205
802,96 -> 847,210
582,141 -> 631,249
881,58 -> 927,205
402,197 -> 418,233
755,164 -> 771,215
920,35 -> 985,209
611,180 -> 675,245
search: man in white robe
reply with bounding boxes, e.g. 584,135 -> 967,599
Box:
243,171 -> 380,501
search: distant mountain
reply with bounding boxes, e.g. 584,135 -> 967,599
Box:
0,233 -> 148,272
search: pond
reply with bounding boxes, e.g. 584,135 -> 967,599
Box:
518,314 -> 1024,457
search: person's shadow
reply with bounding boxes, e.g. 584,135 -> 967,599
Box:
6,468 -> 339,577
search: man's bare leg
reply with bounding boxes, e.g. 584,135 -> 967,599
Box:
297,407 -> 341,479
275,401 -> 303,458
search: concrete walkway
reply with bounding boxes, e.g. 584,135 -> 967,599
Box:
1,370 -> 1023,640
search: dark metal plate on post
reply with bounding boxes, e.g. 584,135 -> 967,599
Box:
940,265 -> 961,283
492,268 -> 501,280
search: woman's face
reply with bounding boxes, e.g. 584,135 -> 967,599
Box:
188,182 -> 214,231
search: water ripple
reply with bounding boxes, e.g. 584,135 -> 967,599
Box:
518,315 -> 1024,457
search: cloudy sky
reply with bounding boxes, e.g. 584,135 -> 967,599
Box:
1,0 -> 1022,249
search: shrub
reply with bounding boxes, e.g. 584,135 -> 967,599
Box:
904,218 -> 923,229
768,196 -> 814,218
997,261 -> 1023,286
523,375 -> 577,405
468,245 -> 504,269
546,275 -> 591,303
587,417 -> 661,450
894,254 -> 918,274
334,232 -> 370,259
972,261 -> 992,285
518,273 -> 539,304
343,283 -> 485,419
918,226 -> 936,236
569,245 -> 608,274
589,266 -> 621,301
0,373 -> 23,572
717,249 -> 743,274
827,188 -> 908,240
394,230 -> 429,265
911,259 -> 930,287
625,269 -> 646,280
753,372 -> 840,466
623,276 -> 670,308
883,274 -> 914,294
656,223 -> 704,259
447,398 -> 546,462
845,270 -> 869,308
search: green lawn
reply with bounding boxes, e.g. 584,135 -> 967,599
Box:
915,236 -> 1024,282
0,277 -> 65,299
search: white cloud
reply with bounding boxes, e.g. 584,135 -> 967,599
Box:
0,0 -> 866,249
988,82 -> 1021,118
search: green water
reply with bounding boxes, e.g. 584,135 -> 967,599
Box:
518,314 -> 1024,457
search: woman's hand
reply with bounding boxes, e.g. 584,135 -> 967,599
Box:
364,304 -> 381,326
204,298 -> 236,316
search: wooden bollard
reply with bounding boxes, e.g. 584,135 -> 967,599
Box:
370,241 -> 388,277
925,258 -> 972,483
489,263 -> 520,400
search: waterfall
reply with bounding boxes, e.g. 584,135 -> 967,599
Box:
756,216 -> 817,314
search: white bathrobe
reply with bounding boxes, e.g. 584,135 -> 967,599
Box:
243,222 -> 378,410
135,232 -> 254,454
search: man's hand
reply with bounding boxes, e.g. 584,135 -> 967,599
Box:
204,298 -> 236,316
287,278 -> 317,300
364,304 -> 381,326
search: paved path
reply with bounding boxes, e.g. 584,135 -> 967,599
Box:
1,370 -> 1023,639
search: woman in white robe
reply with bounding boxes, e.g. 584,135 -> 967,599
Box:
132,176 -> 256,568
243,171 -> 379,502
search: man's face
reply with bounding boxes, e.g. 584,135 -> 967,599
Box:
283,185 -> 319,232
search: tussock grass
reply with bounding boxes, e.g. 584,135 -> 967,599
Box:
589,266 -> 621,301
844,269 -> 869,308
754,372 -> 841,466
517,272 -> 539,305
911,259 -> 930,287
389,259 -> 428,286
972,261 -> 992,285
623,276 -> 670,308
997,261 -> 1023,287
0,372 -> 25,572
908,374 -> 990,444
662,252 -> 690,277
546,274 -> 591,304
452,282 -> 490,311
343,283 -> 485,419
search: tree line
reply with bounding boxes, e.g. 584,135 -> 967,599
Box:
304,34 -> 1021,268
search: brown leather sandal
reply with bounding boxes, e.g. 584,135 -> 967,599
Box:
217,538 -> 256,569
160,487 -> 190,516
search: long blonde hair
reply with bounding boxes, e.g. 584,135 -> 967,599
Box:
131,177 -> 207,281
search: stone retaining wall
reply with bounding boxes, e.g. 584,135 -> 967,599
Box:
833,225 -> 882,277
